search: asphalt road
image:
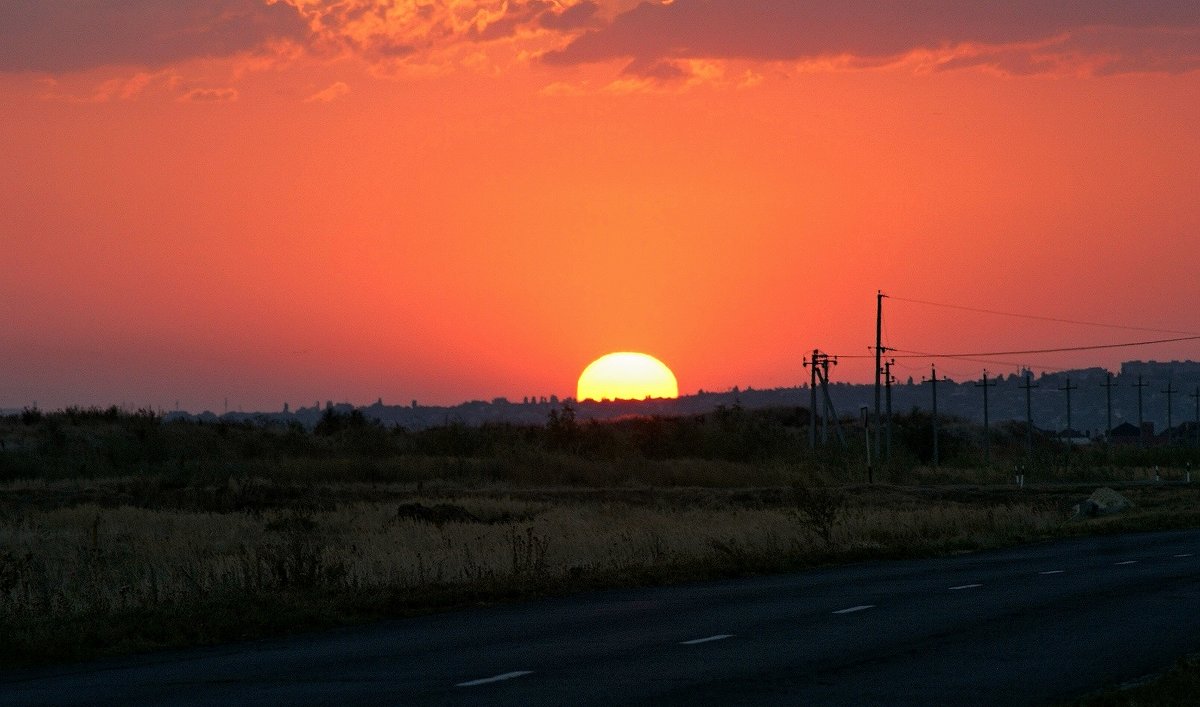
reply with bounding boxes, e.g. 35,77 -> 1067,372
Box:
5,529 -> 1200,705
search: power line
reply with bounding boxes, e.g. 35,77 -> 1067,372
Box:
893,351 -> 1068,372
888,295 -> 1200,336
836,350 -> 1061,370
886,334 -> 1200,359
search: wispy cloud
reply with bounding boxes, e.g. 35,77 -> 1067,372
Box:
0,0 -> 608,81
178,86 -> 240,103
544,0 -> 1200,77
37,70 -> 181,103
11,0 -> 1186,85
285,0 -> 603,66
304,80 -> 350,102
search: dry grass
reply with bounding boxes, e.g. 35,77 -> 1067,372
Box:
2,473 -> 1198,666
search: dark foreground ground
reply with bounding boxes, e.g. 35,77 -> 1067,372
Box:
3,529 -> 1199,705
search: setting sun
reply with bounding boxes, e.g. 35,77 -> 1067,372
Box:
577,352 -> 679,402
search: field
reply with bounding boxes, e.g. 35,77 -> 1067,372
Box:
2,407 -> 1199,666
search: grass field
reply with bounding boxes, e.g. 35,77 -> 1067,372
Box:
2,409 -> 1198,667
4,470 -> 1199,666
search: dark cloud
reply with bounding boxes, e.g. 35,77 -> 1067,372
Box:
622,57 -> 687,81
544,0 -> 1200,75
466,1 -> 603,43
539,1 -> 602,32
0,0 -> 310,72
468,1 -> 555,42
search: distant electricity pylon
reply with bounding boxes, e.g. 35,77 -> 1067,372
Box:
804,350 -> 844,449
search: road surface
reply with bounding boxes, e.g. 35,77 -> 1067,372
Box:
4,529 -> 1200,705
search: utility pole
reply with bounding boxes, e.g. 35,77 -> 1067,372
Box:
804,350 -> 842,448
925,365 -> 941,468
817,354 -> 845,447
1019,371 -> 1038,457
1163,380 -> 1176,446
975,370 -> 997,466
874,290 -> 886,462
801,350 -> 820,448
1059,377 -> 1078,454
1133,375 -> 1149,447
1101,373 -> 1116,445
805,349 -> 818,449
884,359 -> 894,463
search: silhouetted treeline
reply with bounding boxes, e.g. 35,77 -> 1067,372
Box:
1,404 -> 1197,482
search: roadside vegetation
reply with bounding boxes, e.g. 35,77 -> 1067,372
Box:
1069,653 -> 1200,706
2,405 -> 1198,666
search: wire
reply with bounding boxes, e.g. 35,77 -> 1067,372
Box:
886,334 -> 1200,359
887,295 -> 1200,336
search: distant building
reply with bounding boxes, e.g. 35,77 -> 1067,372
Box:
1109,422 -> 1141,445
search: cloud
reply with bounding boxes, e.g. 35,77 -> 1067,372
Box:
0,0 -> 310,73
543,0 -> 1200,76
290,0 -> 605,67
178,87 -> 240,103
37,70 -> 180,103
539,80 -> 590,96
623,58 -> 688,81
539,1 -> 602,32
304,80 -> 350,102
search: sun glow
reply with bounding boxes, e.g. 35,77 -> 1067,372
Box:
576,352 -> 679,402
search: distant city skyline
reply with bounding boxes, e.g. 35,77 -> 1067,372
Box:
20,359 -> 1183,442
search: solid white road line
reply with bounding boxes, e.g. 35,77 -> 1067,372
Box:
456,671 -> 534,688
833,605 -> 875,614
1039,570 -> 1065,575
1175,553 -> 1193,558
948,584 -> 982,590
680,634 -> 734,645
1114,560 -> 1138,565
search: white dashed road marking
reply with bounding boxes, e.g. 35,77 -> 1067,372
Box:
1175,554 -> 1193,558
680,634 -> 734,645
456,671 -> 534,688
949,584 -> 982,590
833,605 -> 875,614
1114,560 -> 1138,565
1039,570 -> 1064,575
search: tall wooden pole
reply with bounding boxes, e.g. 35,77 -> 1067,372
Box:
1019,372 -> 1038,457
873,291 -> 884,462
975,371 -> 997,466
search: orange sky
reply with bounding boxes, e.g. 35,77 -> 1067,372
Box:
3,1 -> 1200,411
